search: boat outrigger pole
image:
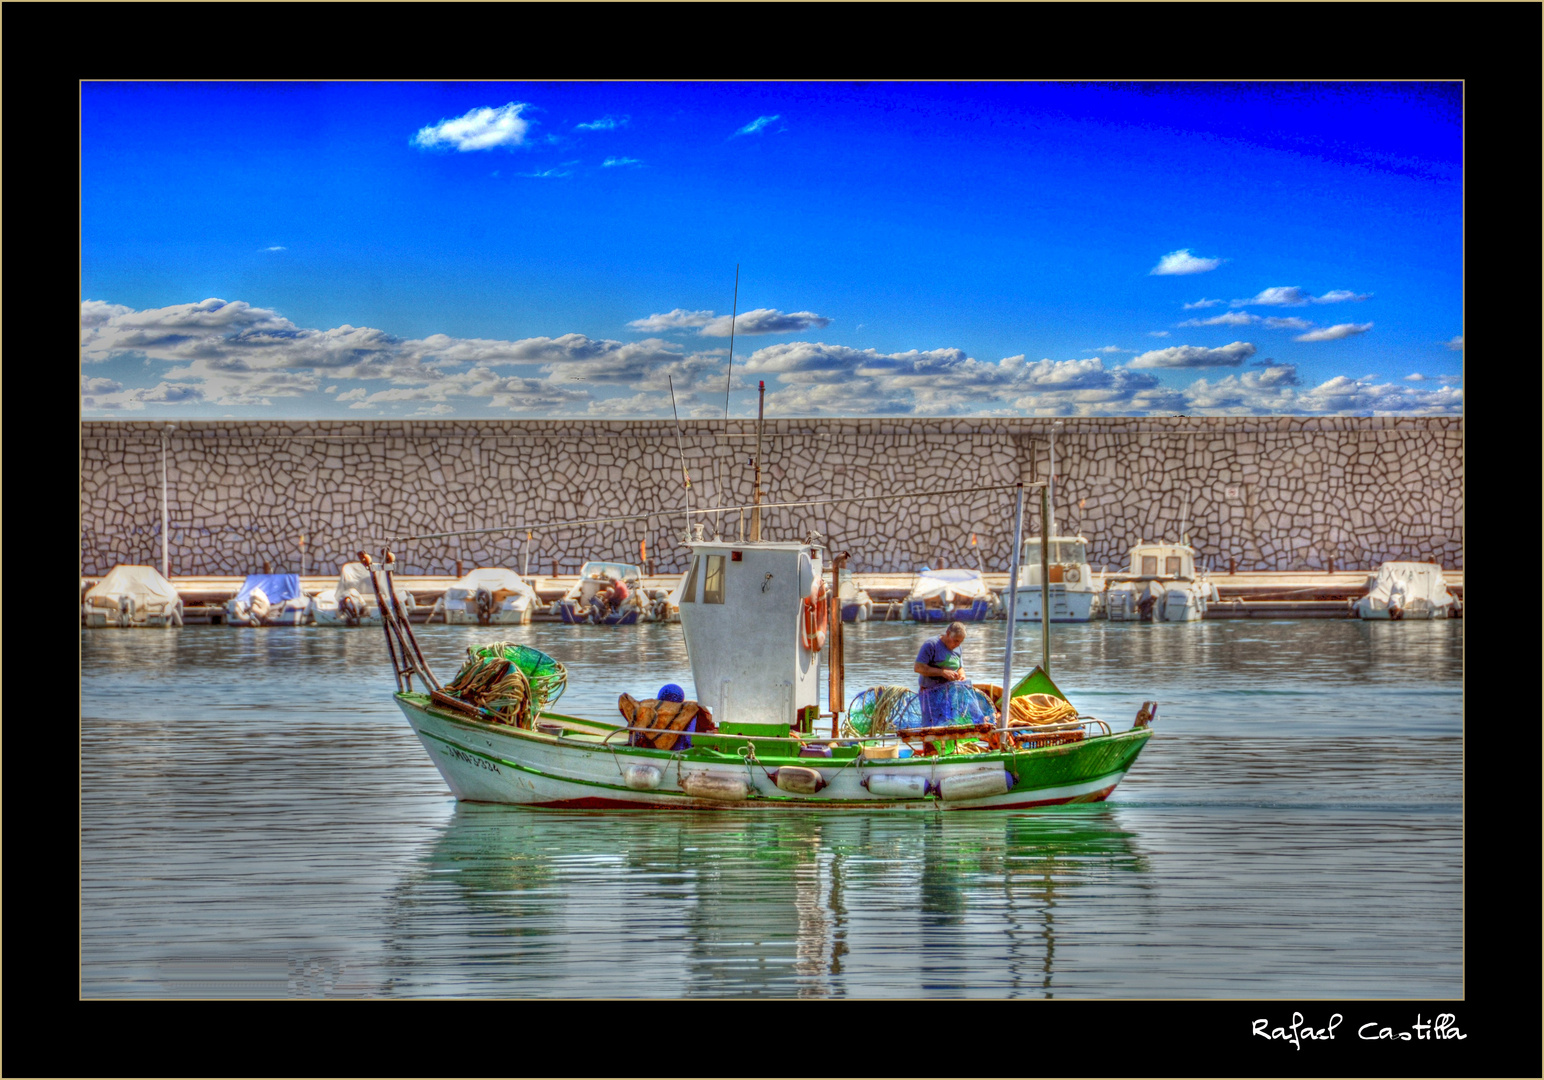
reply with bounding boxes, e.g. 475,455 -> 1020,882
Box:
999,482 -> 1025,735
1041,484 -> 1052,678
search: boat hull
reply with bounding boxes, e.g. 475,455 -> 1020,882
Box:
907,598 -> 993,622
556,601 -> 640,625
1014,587 -> 1098,623
396,693 -> 1151,811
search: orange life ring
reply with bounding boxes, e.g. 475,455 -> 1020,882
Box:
801,580 -> 830,651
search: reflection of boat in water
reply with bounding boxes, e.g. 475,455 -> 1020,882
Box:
1103,542 -> 1218,622
838,568 -> 873,622
384,802 -> 1150,996
226,573 -> 311,626
905,568 -> 999,622
425,567 -> 538,625
368,476 -> 1155,811
310,562 -> 417,626
81,565 -> 184,627
553,561 -> 647,625
1015,536 -> 1100,623
1352,562 -> 1457,620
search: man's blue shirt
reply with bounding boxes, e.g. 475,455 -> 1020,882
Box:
916,637 -> 962,689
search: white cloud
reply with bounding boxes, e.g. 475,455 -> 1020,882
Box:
1295,376 -> 1462,415
1233,286 -> 1371,308
522,164 -> 574,179
1233,286 -> 1311,306
1129,341 -> 1256,368
1446,335 -> 1463,351
1182,298 -> 1224,310
413,103 -> 531,152
1179,311 -> 1259,328
1264,316 -> 1313,330
1151,249 -> 1222,275
336,387 -> 368,402
1148,330 -> 1170,337
1092,345 -> 1130,353
602,157 -> 642,168
1182,365 -> 1302,412
733,115 -> 781,137
576,115 -> 627,131
81,381 -> 207,411
628,309 -> 715,332
81,375 -> 124,394
701,308 -> 831,337
1294,322 -> 1373,342
1403,373 -> 1427,381
412,404 -> 456,415
1314,290 -> 1371,303
263,245 -> 287,252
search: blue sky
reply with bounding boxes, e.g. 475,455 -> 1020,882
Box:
81,81 -> 1462,418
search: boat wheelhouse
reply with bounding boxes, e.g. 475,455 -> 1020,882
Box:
1014,535 -> 1099,623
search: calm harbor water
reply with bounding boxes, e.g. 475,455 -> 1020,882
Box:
81,618 -> 1462,998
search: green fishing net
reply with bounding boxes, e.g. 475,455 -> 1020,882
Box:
445,642 -> 568,726
845,686 -> 920,736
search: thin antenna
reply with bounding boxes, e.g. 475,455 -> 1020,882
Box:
668,376 -> 695,521
723,263 -> 739,421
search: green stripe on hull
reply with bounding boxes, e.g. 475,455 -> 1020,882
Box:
399,692 -> 1151,804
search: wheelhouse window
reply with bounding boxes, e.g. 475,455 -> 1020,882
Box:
1166,556 -> 1183,576
1141,555 -> 1158,576
681,555 -> 700,603
1055,541 -> 1087,564
703,555 -> 726,604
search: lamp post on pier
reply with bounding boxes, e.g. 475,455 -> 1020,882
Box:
161,424 -> 175,579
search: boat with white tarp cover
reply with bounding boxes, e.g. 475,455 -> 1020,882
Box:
310,561 -> 418,626
82,565 -> 183,627
425,567 -> 537,625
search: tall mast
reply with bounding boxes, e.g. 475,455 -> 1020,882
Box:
999,483 -> 1025,735
751,380 -> 765,540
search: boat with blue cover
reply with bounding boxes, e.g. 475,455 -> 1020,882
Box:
553,561 -> 647,624
904,567 -> 999,622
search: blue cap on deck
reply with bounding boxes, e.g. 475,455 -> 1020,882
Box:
658,683 -> 685,703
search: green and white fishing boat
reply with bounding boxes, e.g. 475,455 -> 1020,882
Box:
367,476 -> 1157,811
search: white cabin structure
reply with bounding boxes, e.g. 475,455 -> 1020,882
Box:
1013,535 -> 1099,622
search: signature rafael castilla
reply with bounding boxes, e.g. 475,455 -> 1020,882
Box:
1254,1013 -> 1466,1049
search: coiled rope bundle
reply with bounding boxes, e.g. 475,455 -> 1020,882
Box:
444,642 -> 568,727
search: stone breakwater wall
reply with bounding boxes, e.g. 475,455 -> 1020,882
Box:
80,417 -> 1463,577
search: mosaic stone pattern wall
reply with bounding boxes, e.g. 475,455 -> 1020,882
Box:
80,417 -> 1463,576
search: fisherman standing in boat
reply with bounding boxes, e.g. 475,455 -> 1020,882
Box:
915,621 -> 969,725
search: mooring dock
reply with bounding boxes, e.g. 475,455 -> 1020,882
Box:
82,569 -> 1463,624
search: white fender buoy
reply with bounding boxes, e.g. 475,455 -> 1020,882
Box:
938,769 -> 1014,802
623,764 -> 662,790
773,766 -> 825,795
861,772 -> 930,799
680,770 -> 752,801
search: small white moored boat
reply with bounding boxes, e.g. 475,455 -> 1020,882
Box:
1104,541 -> 1218,622
1352,562 -> 1457,620
426,567 -> 537,625
82,565 -> 184,627
311,562 -> 419,625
